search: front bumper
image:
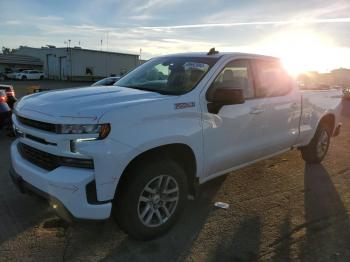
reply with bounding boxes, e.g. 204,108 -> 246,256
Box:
10,140 -> 112,220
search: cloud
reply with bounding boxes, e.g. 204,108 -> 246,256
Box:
2,0 -> 350,70
140,17 -> 350,30
5,20 -> 22,25
128,14 -> 155,21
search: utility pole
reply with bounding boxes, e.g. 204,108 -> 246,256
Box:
68,39 -> 72,80
140,48 -> 142,64
105,31 -> 109,77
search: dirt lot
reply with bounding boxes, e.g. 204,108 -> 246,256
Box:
1,80 -> 350,261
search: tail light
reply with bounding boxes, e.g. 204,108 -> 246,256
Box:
0,95 -> 7,103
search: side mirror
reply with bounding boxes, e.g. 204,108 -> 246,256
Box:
208,87 -> 245,104
207,87 -> 245,114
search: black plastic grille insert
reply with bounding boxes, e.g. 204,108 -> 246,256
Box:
18,142 -> 94,171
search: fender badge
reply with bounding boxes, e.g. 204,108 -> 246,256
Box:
175,102 -> 195,109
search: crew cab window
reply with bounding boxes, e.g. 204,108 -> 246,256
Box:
210,60 -> 254,99
254,60 -> 293,98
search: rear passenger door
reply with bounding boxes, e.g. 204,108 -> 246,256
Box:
31,71 -> 39,79
251,59 -> 301,155
27,71 -> 34,79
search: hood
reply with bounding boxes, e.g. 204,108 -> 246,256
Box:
16,86 -> 170,123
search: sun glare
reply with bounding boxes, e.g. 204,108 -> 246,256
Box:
257,30 -> 345,75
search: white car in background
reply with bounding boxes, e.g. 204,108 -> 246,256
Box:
6,68 -> 27,79
15,70 -> 45,80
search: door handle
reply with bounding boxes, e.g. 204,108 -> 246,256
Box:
250,108 -> 265,114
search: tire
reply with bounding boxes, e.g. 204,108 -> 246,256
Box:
301,123 -> 331,163
22,76 -> 27,80
113,157 -> 188,240
40,76 -> 44,80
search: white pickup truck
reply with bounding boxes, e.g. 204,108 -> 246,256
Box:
10,51 -> 342,240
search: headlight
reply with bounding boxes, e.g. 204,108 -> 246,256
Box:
68,124 -> 111,153
57,124 -> 111,139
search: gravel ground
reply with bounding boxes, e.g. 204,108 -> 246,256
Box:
0,80 -> 350,261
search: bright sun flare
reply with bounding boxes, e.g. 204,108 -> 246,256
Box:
257,30 -> 346,75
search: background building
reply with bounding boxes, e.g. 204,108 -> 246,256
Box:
298,69 -> 350,89
15,46 -> 139,81
0,53 -> 43,73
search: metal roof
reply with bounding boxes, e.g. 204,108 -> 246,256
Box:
0,54 -> 43,66
17,46 -> 139,57
160,52 -> 279,60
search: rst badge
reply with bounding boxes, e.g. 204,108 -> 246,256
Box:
175,102 -> 195,109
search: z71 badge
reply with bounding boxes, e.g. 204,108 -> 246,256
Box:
175,102 -> 195,109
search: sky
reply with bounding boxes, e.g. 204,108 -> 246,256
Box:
1,0 -> 350,73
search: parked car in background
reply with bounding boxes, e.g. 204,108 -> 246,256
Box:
0,90 -> 11,130
91,76 -> 121,86
15,70 -> 45,80
0,84 -> 17,109
10,51 -> 342,240
6,68 -> 28,79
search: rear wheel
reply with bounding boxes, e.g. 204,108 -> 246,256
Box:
40,75 -> 44,80
113,158 -> 188,240
21,76 -> 27,80
301,123 -> 330,163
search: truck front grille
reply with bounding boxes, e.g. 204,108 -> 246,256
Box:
16,115 -> 56,133
18,142 -> 94,171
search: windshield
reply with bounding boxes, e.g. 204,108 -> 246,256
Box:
115,56 -> 219,95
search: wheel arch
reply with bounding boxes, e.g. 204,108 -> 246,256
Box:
318,113 -> 335,135
115,143 -> 199,199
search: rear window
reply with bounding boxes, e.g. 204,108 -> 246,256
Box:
254,60 -> 294,97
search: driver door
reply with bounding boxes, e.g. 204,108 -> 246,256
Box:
202,59 -> 267,177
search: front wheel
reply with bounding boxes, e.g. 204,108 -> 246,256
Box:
301,123 -> 330,163
113,158 -> 188,240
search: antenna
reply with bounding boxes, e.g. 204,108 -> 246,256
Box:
207,47 -> 219,55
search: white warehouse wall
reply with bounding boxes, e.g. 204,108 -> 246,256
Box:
70,49 -> 139,78
15,46 -> 139,80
